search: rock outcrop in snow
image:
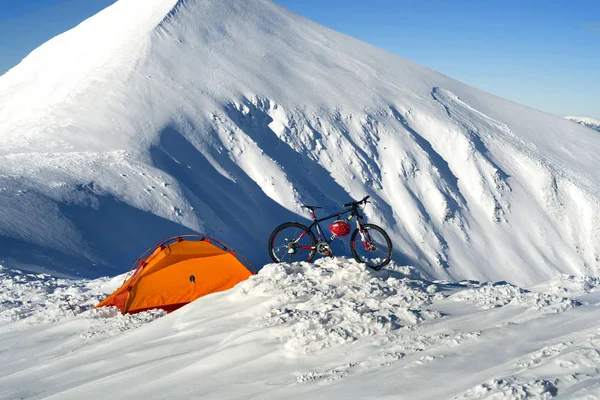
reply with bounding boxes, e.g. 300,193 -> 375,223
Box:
566,116 -> 600,132
1,0 -> 599,284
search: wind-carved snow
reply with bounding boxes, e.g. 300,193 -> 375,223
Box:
449,281 -> 578,312
458,377 -> 560,399
458,332 -> 600,399
431,87 -> 513,225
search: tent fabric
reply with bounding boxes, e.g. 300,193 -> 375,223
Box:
95,236 -> 254,314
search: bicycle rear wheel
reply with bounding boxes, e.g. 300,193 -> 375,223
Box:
350,224 -> 392,270
268,222 -> 317,263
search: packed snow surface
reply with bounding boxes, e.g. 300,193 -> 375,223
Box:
1,1 -> 600,283
4,259 -> 600,399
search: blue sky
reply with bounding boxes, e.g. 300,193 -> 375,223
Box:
0,0 -> 598,119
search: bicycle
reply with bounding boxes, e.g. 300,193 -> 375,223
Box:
268,196 -> 393,270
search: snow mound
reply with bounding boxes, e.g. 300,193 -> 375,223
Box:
239,258 -> 444,355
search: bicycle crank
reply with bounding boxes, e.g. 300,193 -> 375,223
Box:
316,241 -> 333,256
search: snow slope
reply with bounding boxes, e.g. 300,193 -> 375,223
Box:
4,260 -> 600,399
1,0 -> 600,284
566,117 -> 600,133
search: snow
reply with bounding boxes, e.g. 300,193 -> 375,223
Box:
4,260 -> 600,398
566,116 -> 600,133
2,0 -> 600,397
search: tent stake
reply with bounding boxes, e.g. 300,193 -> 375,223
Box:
65,297 -> 76,316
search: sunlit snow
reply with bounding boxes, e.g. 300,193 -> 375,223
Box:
1,0 -> 600,398
3,261 -> 600,399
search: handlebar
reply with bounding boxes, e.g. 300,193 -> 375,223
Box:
343,195 -> 370,207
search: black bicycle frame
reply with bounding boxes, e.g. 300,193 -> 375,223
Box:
305,206 -> 364,244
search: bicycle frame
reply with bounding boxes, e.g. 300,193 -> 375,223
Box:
296,206 -> 368,250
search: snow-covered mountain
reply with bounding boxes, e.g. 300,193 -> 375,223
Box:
566,116 -> 600,132
1,0 -> 599,285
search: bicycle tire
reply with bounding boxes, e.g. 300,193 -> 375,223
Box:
268,222 -> 317,264
350,224 -> 392,270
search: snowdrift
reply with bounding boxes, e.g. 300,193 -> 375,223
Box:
1,0 -> 599,284
3,260 -> 600,399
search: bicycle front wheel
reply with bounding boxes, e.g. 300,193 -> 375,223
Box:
268,222 -> 317,264
350,224 -> 392,270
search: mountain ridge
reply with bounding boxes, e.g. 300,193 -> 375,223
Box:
566,116 -> 600,132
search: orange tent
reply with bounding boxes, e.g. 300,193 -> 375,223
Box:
96,235 -> 255,314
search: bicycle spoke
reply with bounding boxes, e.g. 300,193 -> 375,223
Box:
269,224 -> 316,263
351,224 -> 392,270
